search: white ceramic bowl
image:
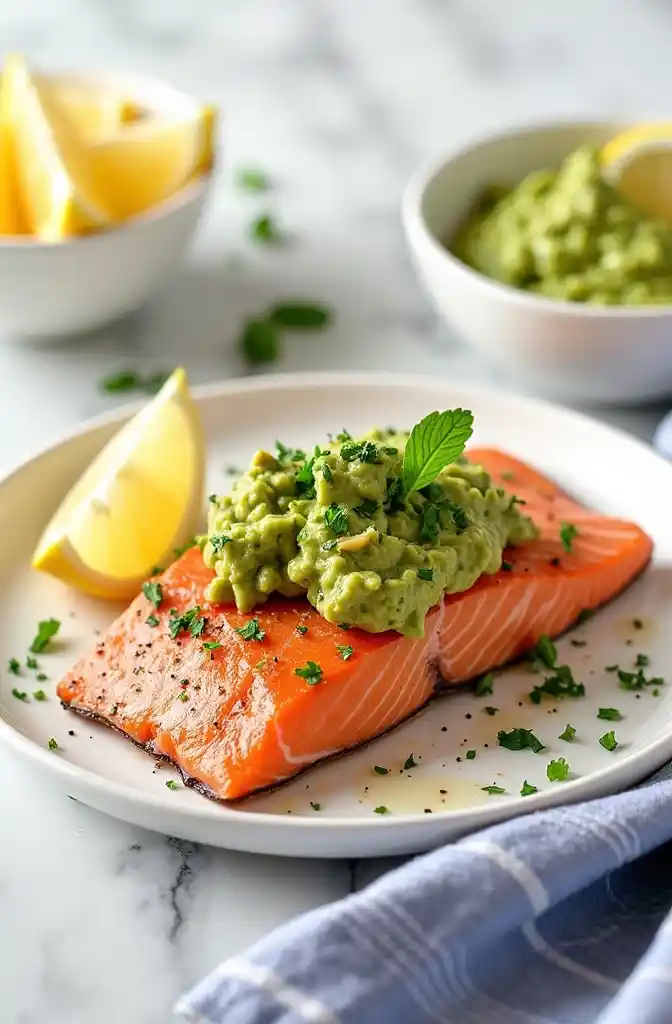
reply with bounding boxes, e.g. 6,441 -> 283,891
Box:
403,120 -> 672,404
0,71 -> 212,339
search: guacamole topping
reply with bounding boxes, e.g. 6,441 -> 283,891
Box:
204,428 -> 537,636
451,146 -> 672,305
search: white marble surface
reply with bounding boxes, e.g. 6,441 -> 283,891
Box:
1,1 -> 671,1021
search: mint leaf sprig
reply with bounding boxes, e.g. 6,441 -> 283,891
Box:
402,409 -> 474,497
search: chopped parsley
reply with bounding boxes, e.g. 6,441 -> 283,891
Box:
324,503 -> 349,535
465,749 -> 476,760
146,614 -> 160,628
236,168 -> 271,192
617,667 -> 664,691
177,692 -> 189,702
294,661 -> 323,685
483,706 -> 498,716
501,560 -> 513,572
142,581 -> 163,608
520,781 -> 538,796
420,502 -> 440,542
209,534 -> 231,554
385,477 -> 405,512
482,784 -> 505,795
11,688 -> 28,701
635,653 -> 650,668
30,618 -> 60,654
546,757 -> 570,781
168,606 -> 207,639
99,370 -> 169,395
149,566 -> 164,576
529,634 -> 557,670
8,657 -> 21,675
355,498 -> 378,518
276,441 -> 305,463
240,316 -> 280,364
417,567 -> 434,582
26,656 -> 39,670
598,707 -> 622,721
47,737 -> 59,751
235,618 -> 266,642
403,754 -> 418,770
337,622 -> 351,631
475,673 -> 494,697
296,625 -> 308,635
36,673 -> 47,682
310,801 -> 322,811
250,212 -> 282,242
374,805 -> 389,814
203,641 -> 222,651
322,463 -> 333,483
32,689 -> 48,701
165,779 -> 180,790
529,665 -> 585,704
336,644 -> 354,661
373,765 -> 389,775
560,522 -> 579,552
497,727 -> 545,753
559,724 -> 576,742
599,730 -> 618,752
340,440 -> 379,464
270,301 -> 332,330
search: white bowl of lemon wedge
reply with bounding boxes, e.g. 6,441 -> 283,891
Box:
0,56 -> 215,338
404,120 -> 672,403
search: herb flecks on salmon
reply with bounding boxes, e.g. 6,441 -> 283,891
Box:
57,448 -> 653,802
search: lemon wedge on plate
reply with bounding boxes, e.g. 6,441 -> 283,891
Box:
45,79 -> 136,140
2,53 -> 110,239
32,368 -> 205,600
602,124 -> 672,223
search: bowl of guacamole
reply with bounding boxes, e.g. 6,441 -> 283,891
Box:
403,120 -> 672,403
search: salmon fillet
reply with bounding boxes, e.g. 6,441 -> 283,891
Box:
57,448 -> 653,800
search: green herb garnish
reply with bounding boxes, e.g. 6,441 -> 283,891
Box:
322,463 -> 333,483
296,625 -> 308,635
373,765 -> 389,775
146,614 -> 160,628
598,707 -> 622,721
270,302 -> 331,329
497,727 -> 545,753
340,440 -> 379,464
99,370 -> 169,395
520,781 -> 538,796
374,805 -> 389,814
310,801 -> 321,811
203,642 -> 222,651
209,534 -> 231,554
36,673 -> 47,682
236,168 -> 271,192
529,634 -> 557,670
165,779 -> 180,789
617,667 -> 664,691
169,606 -> 207,639
355,498 -> 378,518
475,673 -> 494,697
560,522 -> 579,552
8,657 -> 21,675
403,754 -> 418,770
324,503 -> 349,535
32,689 -> 48,701
235,618 -> 266,642
466,749 -> 476,760
336,644 -> 354,661
546,757 -> 570,781
559,724 -> 576,742
635,653 -> 650,668
402,409 -> 474,497
30,618 -> 60,654
11,688 -> 27,701
529,665 -> 585,704
417,567 -> 434,582
142,581 -> 163,609
47,737 -> 59,751
483,706 -> 498,716
250,213 -> 282,242
26,656 -> 39,670
294,661 -> 323,685
599,731 -> 618,752
482,784 -> 505,794
240,317 -> 280,364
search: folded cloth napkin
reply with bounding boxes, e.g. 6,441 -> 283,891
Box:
176,760 -> 672,1024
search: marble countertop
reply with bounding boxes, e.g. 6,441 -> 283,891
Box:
1,1 -> 671,1021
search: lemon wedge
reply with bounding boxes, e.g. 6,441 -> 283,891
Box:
0,57 -> 27,234
45,79 -> 135,140
84,104 -> 216,220
602,124 -> 672,223
2,54 -> 110,239
32,368 -> 205,600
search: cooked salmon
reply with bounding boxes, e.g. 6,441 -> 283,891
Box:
57,449 -> 653,800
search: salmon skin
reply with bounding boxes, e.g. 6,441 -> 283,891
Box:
58,449 -> 653,801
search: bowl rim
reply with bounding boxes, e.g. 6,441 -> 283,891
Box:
402,116 -> 672,318
0,66 -> 214,253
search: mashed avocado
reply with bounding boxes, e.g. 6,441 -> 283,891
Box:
203,430 -> 537,636
451,146 -> 672,305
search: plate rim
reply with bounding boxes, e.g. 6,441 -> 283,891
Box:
1,369 -> 671,842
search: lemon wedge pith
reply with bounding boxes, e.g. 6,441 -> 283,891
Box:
32,368 -> 205,600
602,124 -> 672,224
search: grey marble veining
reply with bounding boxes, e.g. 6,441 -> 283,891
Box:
0,1 -> 670,1021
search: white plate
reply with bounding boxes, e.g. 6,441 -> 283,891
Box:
1,372 -> 671,858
